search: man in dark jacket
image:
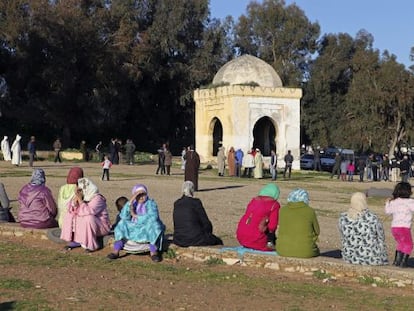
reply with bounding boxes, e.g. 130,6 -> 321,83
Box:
173,181 -> 223,247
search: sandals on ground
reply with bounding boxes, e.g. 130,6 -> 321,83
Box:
150,254 -> 161,263
107,253 -> 119,260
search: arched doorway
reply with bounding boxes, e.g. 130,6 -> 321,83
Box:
253,117 -> 276,156
211,118 -> 223,156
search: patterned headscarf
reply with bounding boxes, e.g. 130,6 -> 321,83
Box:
287,188 -> 309,205
131,184 -> 148,215
77,178 -> 99,202
30,168 -> 46,185
347,192 -> 367,220
182,181 -> 194,197
66,167 -> 84,184
258,183 -> 280,200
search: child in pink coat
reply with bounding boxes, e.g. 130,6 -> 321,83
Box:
385,182 -> 414,267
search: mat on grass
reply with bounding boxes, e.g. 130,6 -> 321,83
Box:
220,246 -> 278,256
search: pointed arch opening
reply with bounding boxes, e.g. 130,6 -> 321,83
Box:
252,117 -> 276,156
210,117 -> 223,156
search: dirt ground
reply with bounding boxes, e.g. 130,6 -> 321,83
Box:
0,159 -> 413,310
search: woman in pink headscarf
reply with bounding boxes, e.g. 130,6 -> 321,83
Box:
60,177 -> 111,252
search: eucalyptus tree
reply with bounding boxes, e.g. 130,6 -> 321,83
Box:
347,38 -> 414,155
301,33 -> 355,148
233,0 -> 320,86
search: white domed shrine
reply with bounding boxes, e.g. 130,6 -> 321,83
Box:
193,54 -> 301,169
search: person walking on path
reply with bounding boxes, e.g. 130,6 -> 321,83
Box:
53,138 -> 62,163
283,150 -> 293,179
184,145 -> 200,191
164,145 -> 173,176
11,134 -> 22,166
27,136 -> 36,167
156,144 -> 166,175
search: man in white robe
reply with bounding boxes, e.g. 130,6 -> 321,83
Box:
1,136 -> 11,161
11,134 -> 22,166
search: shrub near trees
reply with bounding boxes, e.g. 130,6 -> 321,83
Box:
0,0 -> 413,155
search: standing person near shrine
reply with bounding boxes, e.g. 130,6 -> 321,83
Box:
95,141 -> 104,162
254,148 -> 264,179
283,150 -> 293,179
235,148 -> 244,177
53,138 -> 62,163
27,136 -> 36,167
184,145 -> 201,191
242,148 -> 255,178
164,145 -> 173,176
270,150 -> 277,180
227,147 -> 236,177
124,139 -> 136,165
217,145 -> 226,177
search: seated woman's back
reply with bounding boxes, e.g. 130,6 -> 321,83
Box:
276,188 -> 319,258
18,168 -> 57,229
339,192 -> 388,265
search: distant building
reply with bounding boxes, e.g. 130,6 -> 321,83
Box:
193,54 -> 301,169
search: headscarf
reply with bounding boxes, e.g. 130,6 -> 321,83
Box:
258,183 -> 280,200
30,168 -> 46,185
77,178 -> 99,202
287,188 -> 309,205
66,167 -> 84,184
347,192 -> 368,220
182,180 -> 194,197
131,184 -> 148,215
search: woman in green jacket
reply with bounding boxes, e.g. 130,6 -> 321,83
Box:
276,188 -> 320,258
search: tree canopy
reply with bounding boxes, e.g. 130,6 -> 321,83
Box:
1,0 -> 413,155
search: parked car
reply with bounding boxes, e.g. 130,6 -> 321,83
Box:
320,155 -> 335,172
300,154 -> 315,170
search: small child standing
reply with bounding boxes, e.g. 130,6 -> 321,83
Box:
101,155 -> 112,181
385,182 -> 414,267
347,160 -> 355,182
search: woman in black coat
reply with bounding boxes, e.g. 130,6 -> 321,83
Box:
173,181 -> 223,247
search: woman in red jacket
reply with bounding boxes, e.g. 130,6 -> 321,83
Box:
236,184 -> 281,251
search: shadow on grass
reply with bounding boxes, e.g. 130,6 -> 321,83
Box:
0,301 -> 16,310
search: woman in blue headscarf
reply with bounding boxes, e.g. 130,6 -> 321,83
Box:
107,184 -> 165,262
276,188 -> 320,258
18,168 -> 58,228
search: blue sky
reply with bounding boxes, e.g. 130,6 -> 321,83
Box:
210,0 -> 413,68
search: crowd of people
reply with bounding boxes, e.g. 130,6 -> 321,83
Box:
1,142 -> 414,269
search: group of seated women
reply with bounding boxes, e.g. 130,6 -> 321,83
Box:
1,167 -> 394,266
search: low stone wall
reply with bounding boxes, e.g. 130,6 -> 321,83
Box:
1,222 -> 414,288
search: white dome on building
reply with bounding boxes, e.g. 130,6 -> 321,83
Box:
212,54 -> 283,88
